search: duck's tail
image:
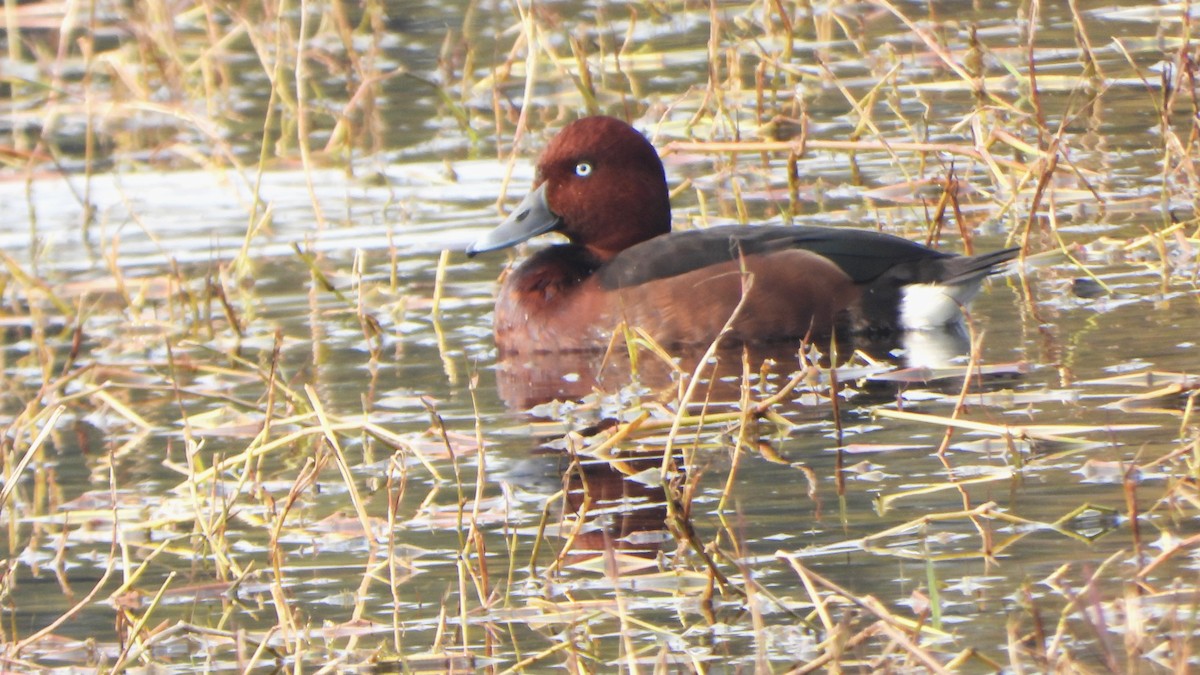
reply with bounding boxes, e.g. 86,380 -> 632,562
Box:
899,247 -> 1020,329
938,247 -> 1022,286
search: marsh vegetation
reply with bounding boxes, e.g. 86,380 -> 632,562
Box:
2,0 -> 1200,671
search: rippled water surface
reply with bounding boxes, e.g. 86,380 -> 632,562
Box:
3,0 -> 1200,671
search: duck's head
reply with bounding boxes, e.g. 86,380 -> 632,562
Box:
467,116 -> 672,261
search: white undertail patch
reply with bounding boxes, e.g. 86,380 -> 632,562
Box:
899,282 -> 982,329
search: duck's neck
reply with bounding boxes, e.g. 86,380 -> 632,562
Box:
583,218 -> 671,263
507,244 -> 604,298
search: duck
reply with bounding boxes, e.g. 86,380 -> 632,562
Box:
468,116 -> 1019,355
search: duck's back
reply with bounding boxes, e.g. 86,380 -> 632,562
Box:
597,225 -> 956,289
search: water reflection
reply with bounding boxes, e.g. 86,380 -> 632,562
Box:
560,453 -> 675,562
489,323 -> 993,579
492,326 -> 973,409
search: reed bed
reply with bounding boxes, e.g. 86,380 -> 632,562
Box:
2,0 -> 1200,671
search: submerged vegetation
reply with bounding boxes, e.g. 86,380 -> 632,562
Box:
2,0 -> 1200,671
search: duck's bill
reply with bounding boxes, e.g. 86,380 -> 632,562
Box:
466,183 -> 562,256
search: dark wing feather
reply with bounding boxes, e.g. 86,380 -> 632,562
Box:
597,225 -> 969,289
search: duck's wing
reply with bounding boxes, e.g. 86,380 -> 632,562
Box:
599,225 -> 1016,289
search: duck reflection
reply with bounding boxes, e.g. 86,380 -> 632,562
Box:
503,449 -> 681,564
562,453 -> 677,562
494,326 -> 972,410
496,324 -> 991,567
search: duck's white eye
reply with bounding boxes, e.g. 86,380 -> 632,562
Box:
574,162 -> 593,177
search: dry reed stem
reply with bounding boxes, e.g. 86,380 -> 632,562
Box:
10,479 -> 121,655
431,248 -> 458,383
872,407 -> 1118,445
662,137 -> 1040,174
784,554 -> 953,672
661,265 -> 755,476
0,406 -> 64,511
110,570 -> 177,670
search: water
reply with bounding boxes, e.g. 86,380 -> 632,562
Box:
2,0 -> 1200,671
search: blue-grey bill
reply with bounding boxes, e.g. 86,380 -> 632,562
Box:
466,183 -> 561,256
